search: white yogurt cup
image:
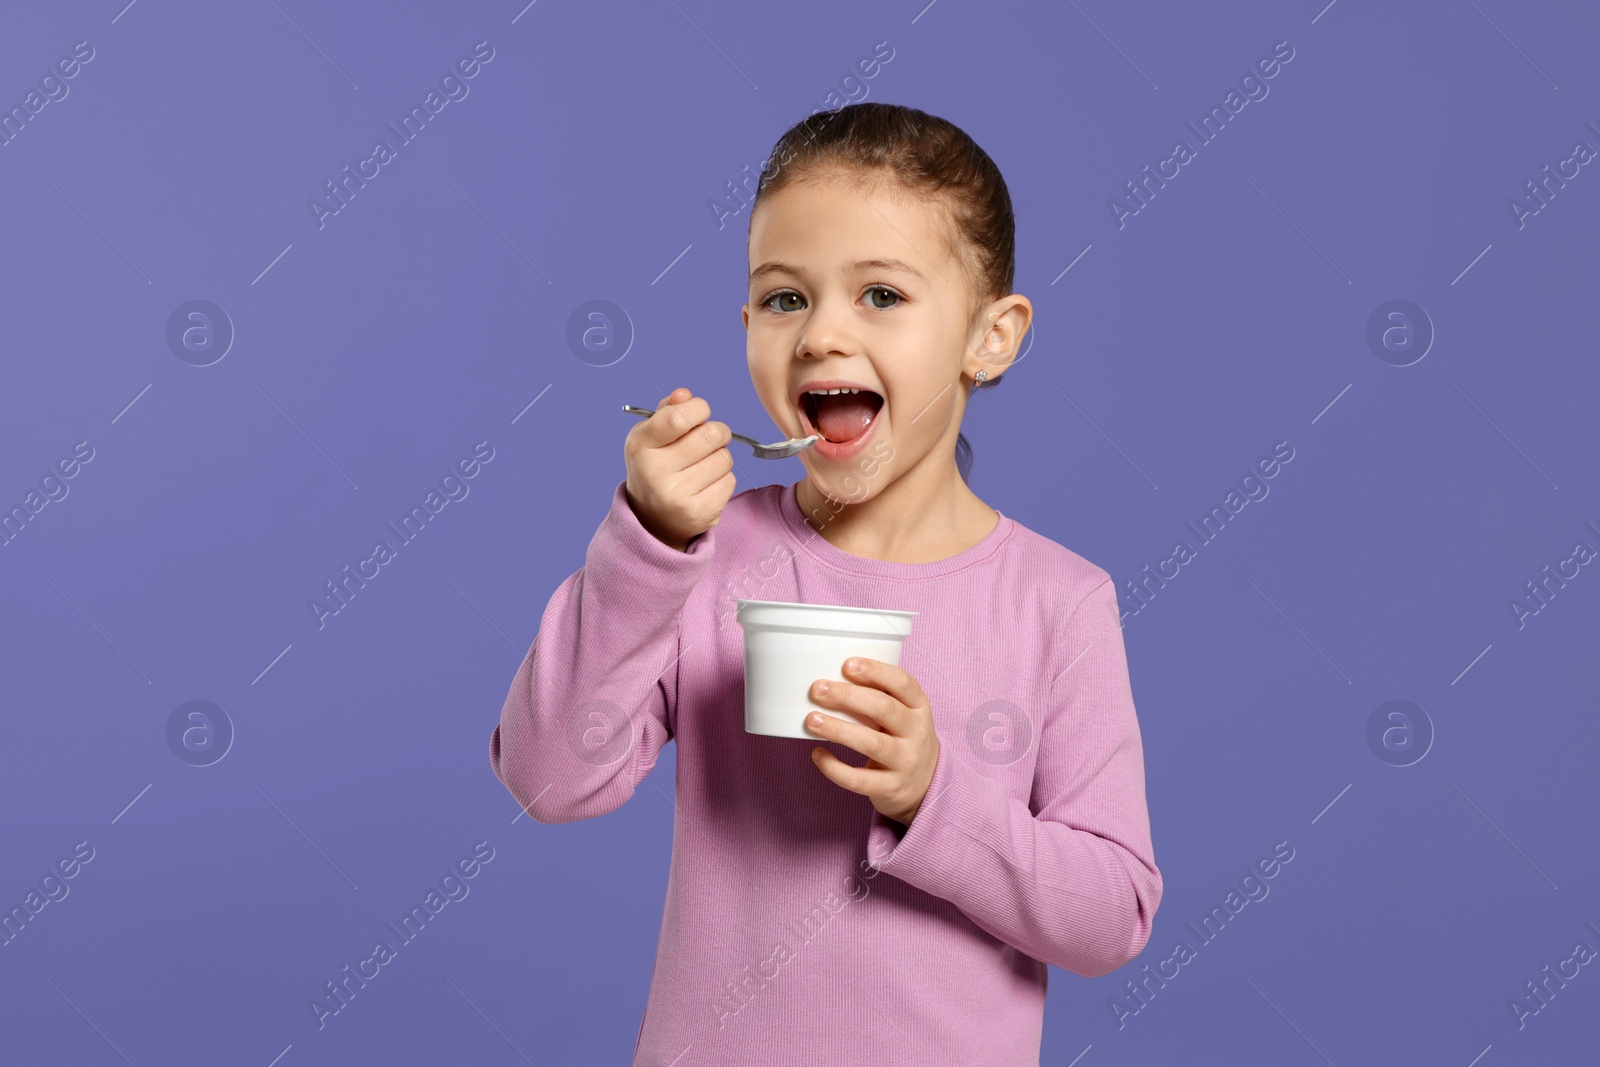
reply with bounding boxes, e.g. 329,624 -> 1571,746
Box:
734,598 -> 918,739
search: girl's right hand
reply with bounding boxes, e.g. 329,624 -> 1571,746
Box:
623,387 -> 736,552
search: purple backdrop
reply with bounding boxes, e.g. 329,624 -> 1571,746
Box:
2,0 -> 1597,1064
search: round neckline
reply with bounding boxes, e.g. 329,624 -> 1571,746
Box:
776,480 -> 1015,580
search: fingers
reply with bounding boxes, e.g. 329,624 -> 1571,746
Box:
662,417 -> 731,476
622,387 -> 733,549
809,665 -> 910,737
806,660 -> 935,823
635,393 -> 710,450
633,392 -> 730,471
806,709 -> 895,766
680,444 -> 737,498
841,657 -> 925,717
809,745 -> 885,797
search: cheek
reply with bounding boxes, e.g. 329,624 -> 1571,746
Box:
750,358 -> 791,420
888,380 -> 949,434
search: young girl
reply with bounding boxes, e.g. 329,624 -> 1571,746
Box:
490,101 -> 1162,1066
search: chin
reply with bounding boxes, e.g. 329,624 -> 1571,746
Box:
801,435 -> 897,505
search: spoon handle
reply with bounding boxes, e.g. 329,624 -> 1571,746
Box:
625,405 -> 764,448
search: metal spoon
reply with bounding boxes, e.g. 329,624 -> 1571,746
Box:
622,404 -> 819,460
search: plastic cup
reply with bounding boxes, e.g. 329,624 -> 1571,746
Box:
734,598 -> 918,739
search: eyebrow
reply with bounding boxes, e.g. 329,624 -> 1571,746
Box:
748,258 -> 929,286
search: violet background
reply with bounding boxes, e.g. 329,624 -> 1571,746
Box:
1,1 -> 1597,1064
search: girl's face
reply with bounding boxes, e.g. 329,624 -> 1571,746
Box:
742,169 -> 999,501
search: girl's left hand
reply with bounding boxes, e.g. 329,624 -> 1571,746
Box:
804,656 -> 939,827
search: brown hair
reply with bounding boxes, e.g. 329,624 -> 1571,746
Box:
747,101 -> 1015,483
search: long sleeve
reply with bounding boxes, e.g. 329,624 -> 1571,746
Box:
490,479 -> 717,823
861,576 -> 1162,978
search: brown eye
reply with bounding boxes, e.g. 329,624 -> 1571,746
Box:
765,291 -> 804,312
866,286 -> 901,309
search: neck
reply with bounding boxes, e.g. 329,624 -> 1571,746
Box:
795,456 -> 995,564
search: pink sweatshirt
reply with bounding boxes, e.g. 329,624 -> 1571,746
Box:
490,478 -> 1162,1066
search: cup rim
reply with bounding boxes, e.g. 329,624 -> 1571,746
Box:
733,597 -> 918,618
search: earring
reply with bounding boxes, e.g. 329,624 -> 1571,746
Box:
972,370 -> 988,388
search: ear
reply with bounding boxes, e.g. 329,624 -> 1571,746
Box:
966,294 -> 1033,384
741,303 -> 750,330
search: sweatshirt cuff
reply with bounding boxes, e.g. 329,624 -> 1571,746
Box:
864,738 -> 986,883
587,479 -> 717,592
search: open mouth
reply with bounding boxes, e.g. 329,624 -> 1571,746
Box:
799,388 -> 884,444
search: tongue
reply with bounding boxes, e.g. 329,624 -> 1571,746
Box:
813,392 -> 879,443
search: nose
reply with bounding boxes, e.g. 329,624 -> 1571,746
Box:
794,295 -> 861,362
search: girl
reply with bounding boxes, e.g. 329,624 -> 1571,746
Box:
490,102 -> 1162,1066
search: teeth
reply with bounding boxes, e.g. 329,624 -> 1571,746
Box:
805,387 -> 861,395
